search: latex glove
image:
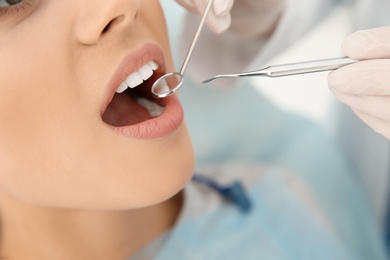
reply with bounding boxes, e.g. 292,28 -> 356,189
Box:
229,0 -> 285,39
329,26 -> 390,139
175,0 -> 234,33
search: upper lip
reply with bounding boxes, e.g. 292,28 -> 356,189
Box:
101,43 -> 166,114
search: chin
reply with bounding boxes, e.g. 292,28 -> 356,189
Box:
7,126 -> 194,211
111,125 -> 195,210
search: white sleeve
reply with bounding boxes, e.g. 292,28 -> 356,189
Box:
180,0 -> 341,87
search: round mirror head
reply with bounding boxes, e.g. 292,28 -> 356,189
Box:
151,72 -> 183,98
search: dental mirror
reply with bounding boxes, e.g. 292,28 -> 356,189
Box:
151,0 -> 214,98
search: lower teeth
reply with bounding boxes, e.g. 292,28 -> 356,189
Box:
136,97 -> 164,118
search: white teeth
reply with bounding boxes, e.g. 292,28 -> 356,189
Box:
125,72 -> 143,89
136,97 -> 164,118
159,81 -> 171,94
138,64 -> 154,80
116,82 -> 128,94
147,61 -> 158,70
116,61 -> 159,93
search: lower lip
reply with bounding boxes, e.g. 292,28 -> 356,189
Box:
108,94 -> 184,139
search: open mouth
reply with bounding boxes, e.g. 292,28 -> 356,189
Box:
102,61 -> 166,127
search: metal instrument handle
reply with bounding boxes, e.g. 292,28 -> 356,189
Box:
267,57 -> 357,77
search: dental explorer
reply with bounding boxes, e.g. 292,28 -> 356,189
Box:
202,57 -> 358,83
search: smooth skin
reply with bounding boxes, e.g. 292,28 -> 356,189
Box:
0,0 -> 194,258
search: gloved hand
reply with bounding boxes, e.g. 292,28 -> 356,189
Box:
175,0 -> 234,33
329,26 -> 390,139
229,0 -> 284,39
176,0 -> 284,37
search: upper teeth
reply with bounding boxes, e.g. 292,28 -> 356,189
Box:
116,61 -> 159,93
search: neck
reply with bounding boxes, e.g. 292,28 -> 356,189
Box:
0,189 -> 183,259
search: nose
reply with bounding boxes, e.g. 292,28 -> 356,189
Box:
75,0 -> 140,45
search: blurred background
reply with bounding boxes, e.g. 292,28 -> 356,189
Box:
160,2 -> 389,228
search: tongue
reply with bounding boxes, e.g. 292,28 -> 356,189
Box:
102,93 -> 152,126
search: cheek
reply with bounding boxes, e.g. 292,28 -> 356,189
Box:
0,34 -> 76,163
0,24 -> 98,205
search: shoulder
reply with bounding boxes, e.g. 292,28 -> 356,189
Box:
182,162 -> 334,235
160,162 -> 360,259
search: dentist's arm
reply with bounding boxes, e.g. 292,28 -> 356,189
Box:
329,26 -> 390,140
176,0 -> 283,38
175,0 -> 234,33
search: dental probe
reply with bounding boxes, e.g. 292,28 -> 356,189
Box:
202,57 -> 358,84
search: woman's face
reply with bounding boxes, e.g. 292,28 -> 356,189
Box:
0,0 -> 194,209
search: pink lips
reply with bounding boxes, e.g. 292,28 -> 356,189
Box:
102,43 -> 184,139
114,95 -> 184,139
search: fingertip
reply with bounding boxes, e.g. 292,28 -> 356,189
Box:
329,60 -> 390,96
206,14 -> 231,33
342,31 -> 369,59
328,65 -> 357,94
213,0 -> 234,16
343,27 -> 390,60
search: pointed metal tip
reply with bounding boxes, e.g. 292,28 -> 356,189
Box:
202,78 -> 215,84
202,75 -> 232,84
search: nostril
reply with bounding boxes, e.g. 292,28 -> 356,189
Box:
102,21 -> 113,34
102,15 -> 127,34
